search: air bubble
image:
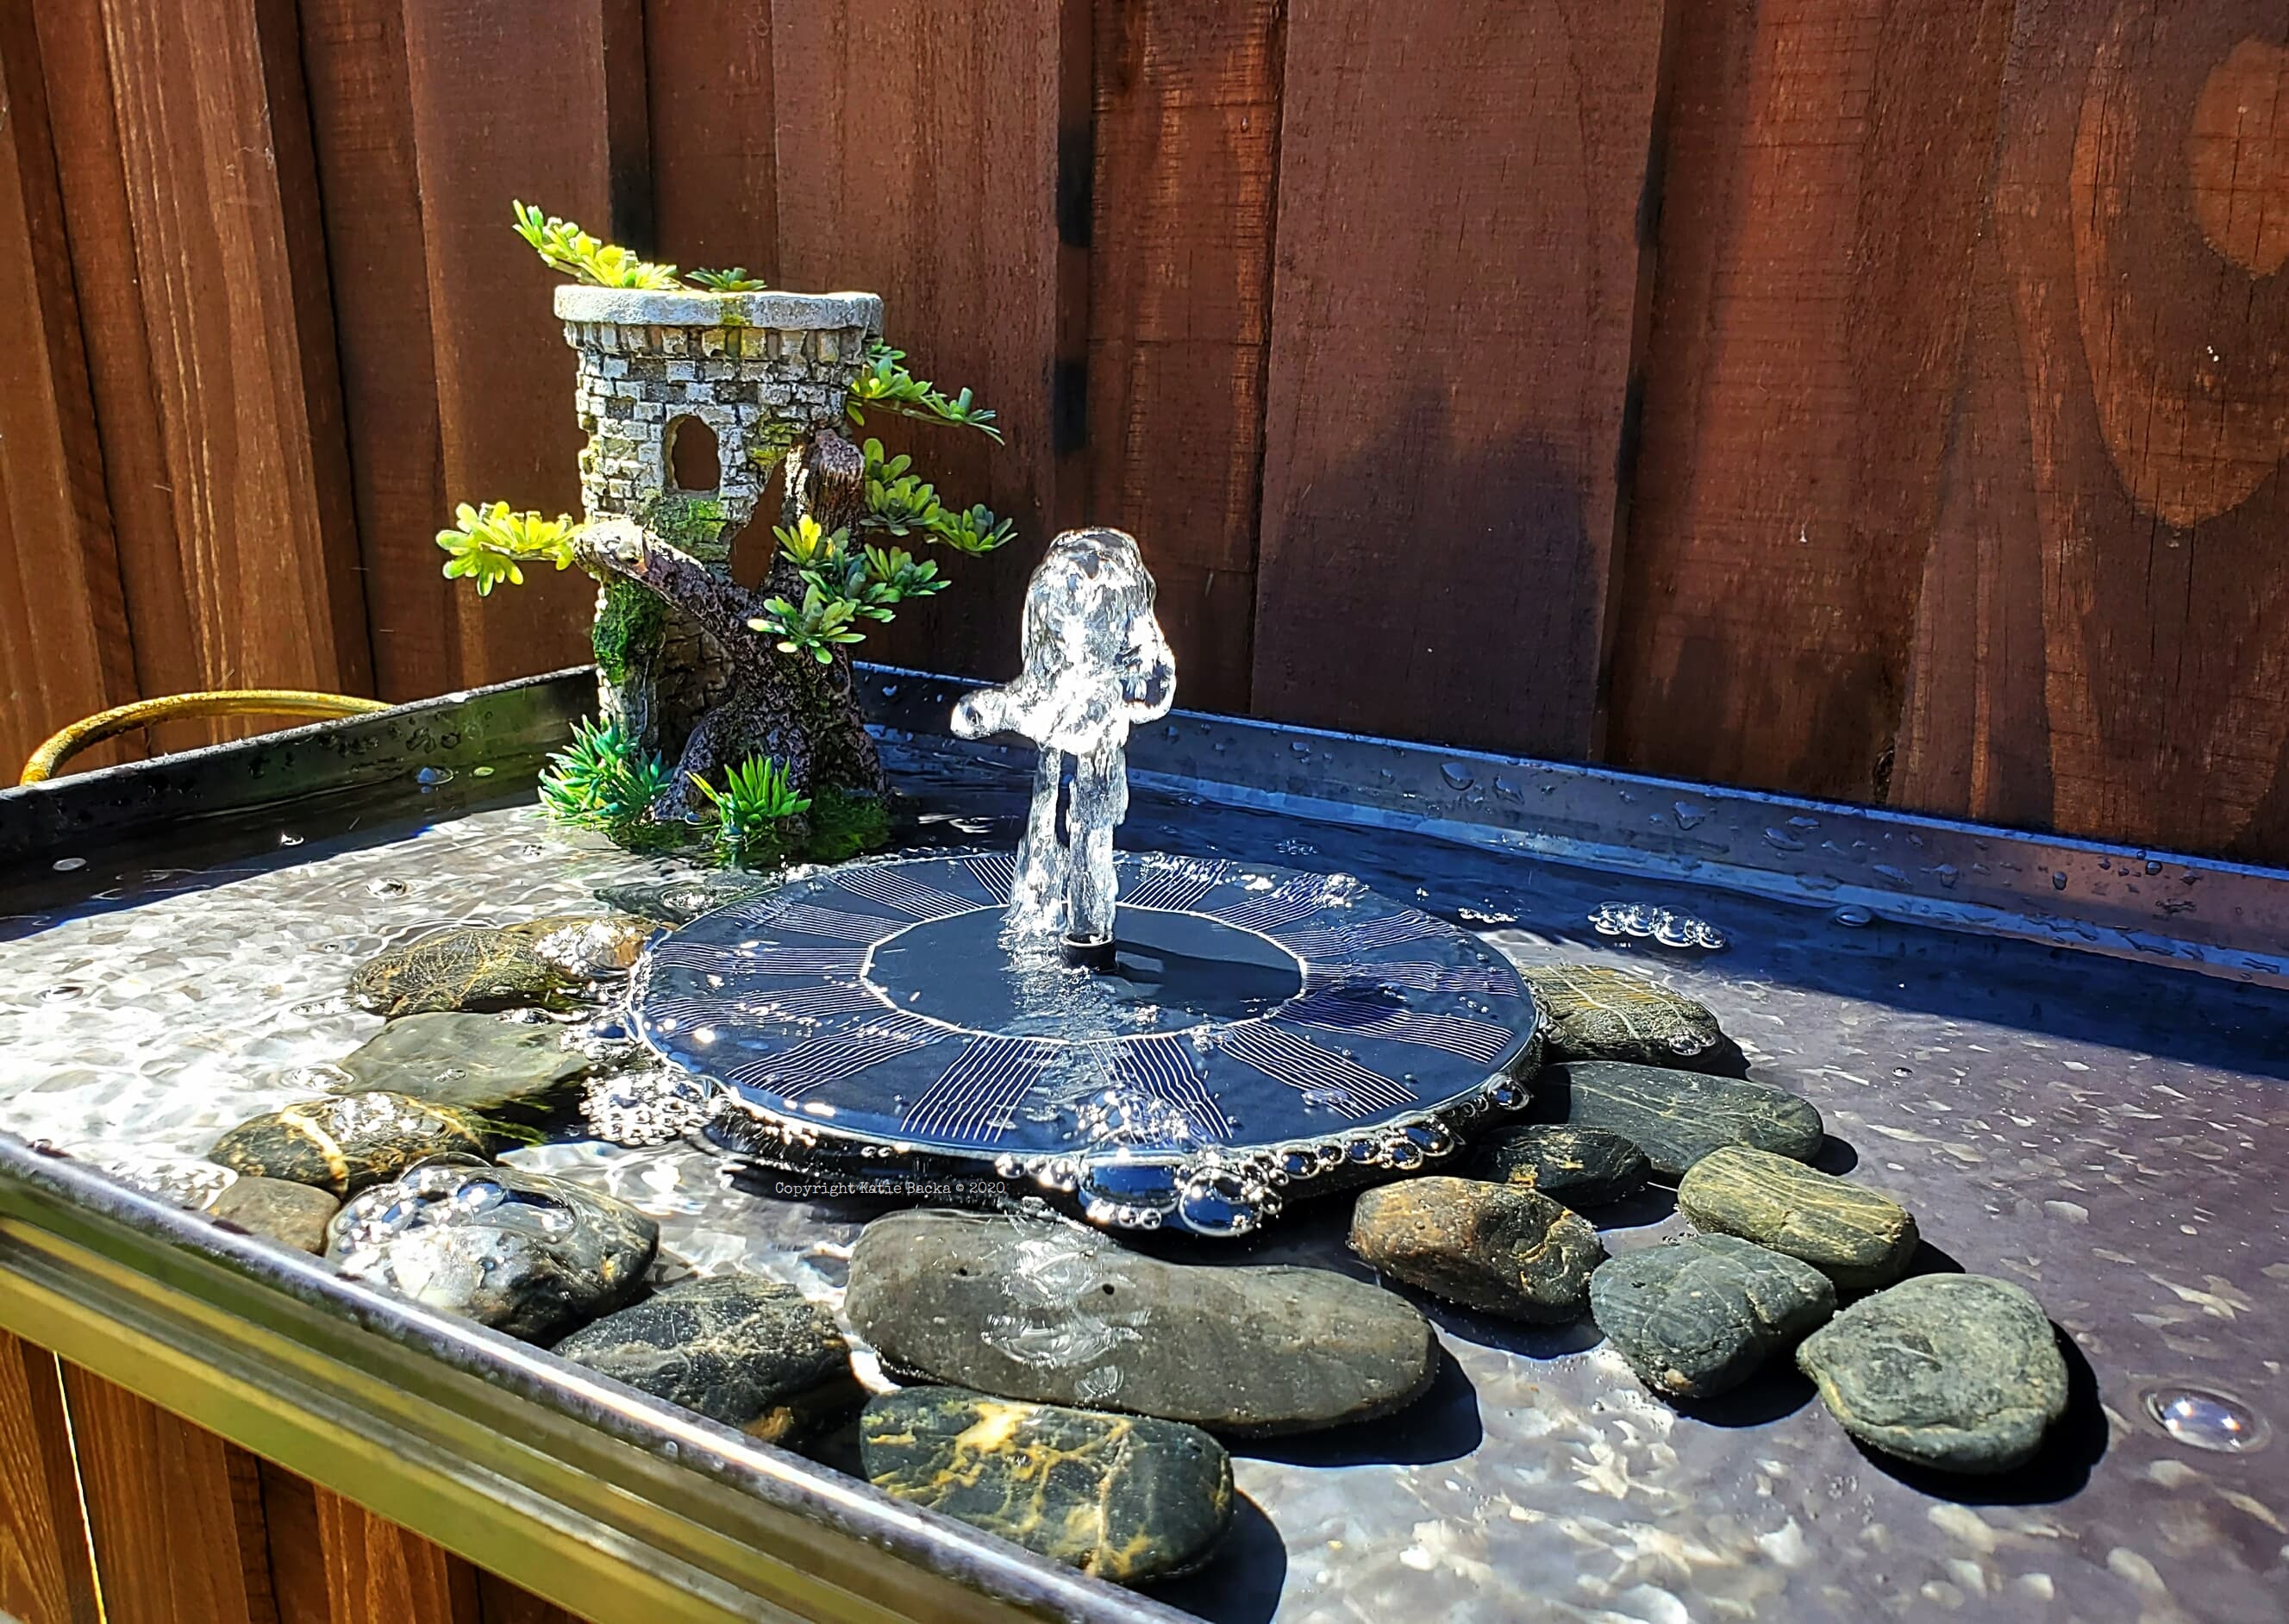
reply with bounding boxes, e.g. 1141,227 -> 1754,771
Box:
368,878 -> 409,897
1833,906 -> 1873,928
51,857 -> 85,873
414,765 -> 455,788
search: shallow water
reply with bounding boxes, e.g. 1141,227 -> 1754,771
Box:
1,740 -> 2286,1622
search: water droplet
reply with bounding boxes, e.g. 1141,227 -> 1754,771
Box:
2051,870 -> 2068,891
1672,801 -> 1709,831
1763,827 -> 1807,853
414,765 -> 455,788
51,856 -> 86,872
278,833 -> 304,847
2144,859 -> 2163,876
41,984 -> 85,1003
879,682 -> 899,698
1288,740 -> 1310,757
1931,863 -> 1960,889
367,878 -> 409,897
1439,762 -> 1473,790
472,765 -> 495,778
2142,1384 -> 2267,1453
1833,905 -> 1873,928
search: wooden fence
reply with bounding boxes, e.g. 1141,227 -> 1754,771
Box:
3,0 -> 2286,860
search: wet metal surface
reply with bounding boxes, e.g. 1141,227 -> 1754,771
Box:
0,676 -> 2285,1622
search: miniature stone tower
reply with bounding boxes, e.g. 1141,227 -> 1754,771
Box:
555,286 -> 883,763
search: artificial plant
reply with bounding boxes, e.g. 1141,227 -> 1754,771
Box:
436,205 -> 1014,868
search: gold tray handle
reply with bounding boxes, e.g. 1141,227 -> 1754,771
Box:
19,690 -> 394,784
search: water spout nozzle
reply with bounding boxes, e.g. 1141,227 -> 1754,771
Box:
1062,934 -> 1118,973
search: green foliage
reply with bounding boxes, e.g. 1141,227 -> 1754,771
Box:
689,755 -> 810,869
512,202 -> 680,289
687,266 -> 770,291
804,788 -> 893,864
753,513 -> 950,661
591,577 -> 666,687
539,718 -> 671,831
436,502 -> 582,595
756,581 -> 867,665
856,437 -> 1017,556
846,345 -> 1003,441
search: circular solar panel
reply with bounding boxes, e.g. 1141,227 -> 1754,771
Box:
633,852 -> 1539,1235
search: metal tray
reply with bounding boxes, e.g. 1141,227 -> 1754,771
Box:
0,665 -> 2282,1624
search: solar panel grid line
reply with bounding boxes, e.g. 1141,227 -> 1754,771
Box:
901,1037 -> 1057,1142
1121,860 -> 1227,913
723,1012 -> 947,1096
1206,878 -> 1330,932
1281,1009 -> 1514,1065
963,853 -> 1017,902
744,901 -> 908,942
1219,1021 -> 1418,1116
833,867 -> 980,921
1107,1035 -> 1235,1140
1302,960 -> 1518,996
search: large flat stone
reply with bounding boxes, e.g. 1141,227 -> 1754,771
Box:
1520,964 -> 1736,1070
1797,1273 -> 2067,1474
335,1012 -> 595,1112
1679,1144 -> 1919,1288
860,1386 -> 1232,1584
554,1273 -> 857,1442
1531,1061 -> 1824,1178
1591,1233 -> 1836,1398
845,1209 -> 1437,1436
1349,1177 -> 1604,1321
208,1092 -> 491,1198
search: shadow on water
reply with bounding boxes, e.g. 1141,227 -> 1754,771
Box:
1585,1185 -> 1677,1229
1237,1348 -> 1482,1468
1672,1364 -> 1818,1428
1419,1296 -> 1604,1361
1143,1494 -> 1286,1624
1810,1135 -> 1861,1176
1849,1328 -> 2108,1507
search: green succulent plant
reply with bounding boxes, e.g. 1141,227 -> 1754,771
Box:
689,755 -> 810,869
686,266 -> 771,291
512,202 -> 681,289
436,503 -> 581,595
538,717 -> 672,830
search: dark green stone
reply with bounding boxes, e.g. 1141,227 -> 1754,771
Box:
1349,1177 -> 1604,1322
1521,964 -> 1738,1070
1590,1233 -> 1836,1398
1469,1123 -> 1650,1207
554,1273 -> 858,1442
1796,1274 -> 2067,1474
205,1174 -> 340,1253
1679,1144 -> 1919,1288
335,1011 -> 595,1112
1532,1060 -> 1824,1178
593,874 -> 775,925
207,1091 -> 491,1197
349,915 -> 653,1016
860,1386 -> 1233,1584
845,1209 -> 1437,1436
327,1163 -> 658,1343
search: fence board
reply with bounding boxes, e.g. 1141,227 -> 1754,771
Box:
398,0 -> 650,686
64,1367 -> 280,1624
89,0 -> 372,709
1607,0 -> 2017,806
301,0 -> 457,703
646,0 -> 779,279
1086,0 -> 1281,715
0,1334 -> 98,1624
772,0 -> 1071,681
1250,0 -> 1667,757
1899,3 -> 2289,857
0,0 -> 138,783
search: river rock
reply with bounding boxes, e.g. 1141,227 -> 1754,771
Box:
860,1387 -> 1232,1584
845,1209 -> 1437,1435
1532,1060 -> 1824,1178
335,1011 -> 595,1113
208,1092 -> 491,1197
1349,1177 -> 1604,1321
1679,1145 -> 1919,1288
1796,1274 -> 2067,1474
205,1175 -> 341,1253
554,1273 -> 858,1442
1590,1233 -> 1836,1398
1522,964 -> 1737,1070
328,1162 -> 657,1342
350,915 -> 654,1016
1468,1123 -> 1650,1208
593,873 -> 774,925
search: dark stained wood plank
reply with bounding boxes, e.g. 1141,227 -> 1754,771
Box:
63,1367 -> 280,1624
1906,3 -> 2289,859
300,0 -> 459,703
475,1571 -> 587,1624
398,0 -> 650,686
1606,0 -> 2017,805
88,0 -> 373,709
1086,0 -> 1281,715
772,0 -> 1073,681
1249,0 -> 1667,756
0,1334 -> 100,1624
0,0 -> 140,782
646,0 -> 778,279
